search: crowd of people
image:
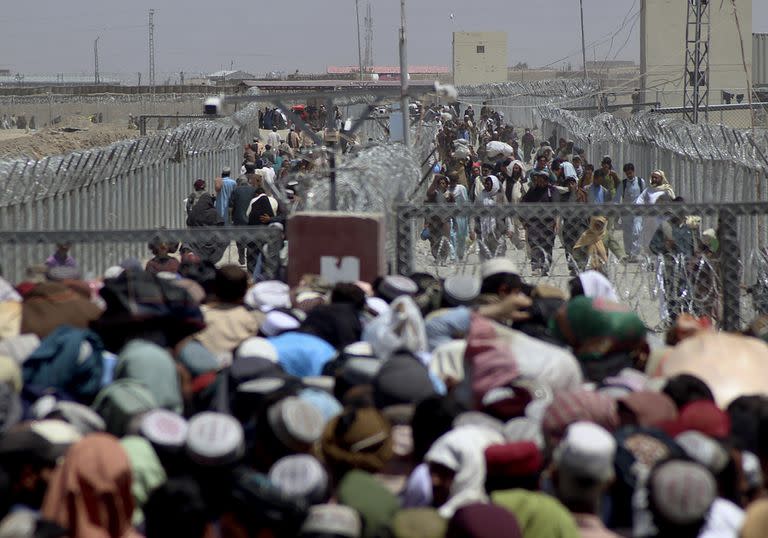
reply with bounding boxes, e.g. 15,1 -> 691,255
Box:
424,102 -> 720,323
1,102 -> 766,538
181,128 -> 327,282
1,246 -> 768,538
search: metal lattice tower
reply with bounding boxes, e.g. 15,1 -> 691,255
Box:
94,37 -> 100,85
364,2 -> 374,72
683,0 -> 710,123
148,9 -> 156,88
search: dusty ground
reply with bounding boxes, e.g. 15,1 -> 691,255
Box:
0,131 -> 31,142
0,116 -> 138,160
0,117 -> 284,162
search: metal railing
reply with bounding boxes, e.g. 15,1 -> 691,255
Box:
395,202 -> 768,331
0,227 -> 282,283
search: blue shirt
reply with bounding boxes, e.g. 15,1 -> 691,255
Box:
215,177 -> 237,223
587,184 -> 608,204
273,156 -> 284,174
269,332 -> 336,377
425,307 -> 472,350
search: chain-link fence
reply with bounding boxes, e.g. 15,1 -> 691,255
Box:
0,227 -> 282,284
447,83 -> 768,210
540,106 -> 768,206
395,202 -> 768,332
456,80 -> 601,128
0,121 -> 242,225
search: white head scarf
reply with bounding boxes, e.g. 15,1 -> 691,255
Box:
400,463 -> 433,508
561,161 -> 578,182
479,175 -> 501,204
424,425 -> 504,518
478,175 -> 502,238
362,295 -> 427,361
578,270 -> 619,302
504,160 -> 527,178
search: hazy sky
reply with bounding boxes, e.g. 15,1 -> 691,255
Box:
1,1 -> 766,80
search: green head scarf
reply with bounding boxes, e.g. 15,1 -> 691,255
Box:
120,435 -> 167,526
492,489 -> 579,538
338,470 -> 400,538
550,295 -> 647,361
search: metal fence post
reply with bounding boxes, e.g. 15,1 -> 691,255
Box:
395,204 -> 413,276
718,208 -> 741,331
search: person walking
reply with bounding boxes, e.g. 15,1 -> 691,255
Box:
588,169 -> 625,262
446,172 -> 470,262
186,188 -> 227,264
636,169 -> 675,254
472,174 -> 506,261
600,156 -> 622,199
287,127 -> 300,151
614,163 -> 646,260
650,197 -> 696,323
229,165 -> 259,266
214,167 -> 237,225
266,126 -> 281,149
500,159 -> 528,250
521,170 -> 559,275
521,128 -> 535,164
246,187 -> 280,280
424,175 -> 451,264
560,168 -> 588,275
573,216 -> 610,273
185,179 -> 206,217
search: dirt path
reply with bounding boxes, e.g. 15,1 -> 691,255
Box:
0,116 -> 137,160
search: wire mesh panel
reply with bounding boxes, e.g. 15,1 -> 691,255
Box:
396,202 -> 768,332
0,227 -> 283,284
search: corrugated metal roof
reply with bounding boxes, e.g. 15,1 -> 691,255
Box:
327,65 -> 450,75
208,70 -> 255,79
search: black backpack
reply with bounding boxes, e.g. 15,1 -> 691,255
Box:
185,192 -> 199,216
622,176 -> 645,200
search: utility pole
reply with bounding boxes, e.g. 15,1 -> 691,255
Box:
94,37 -> 100,85
148,9 -> 156,88
683,0 -> 710,123
364,2 -> 374,72
355,0 -> 364,80
399,0 -> 409,147
579,0 -> 588,80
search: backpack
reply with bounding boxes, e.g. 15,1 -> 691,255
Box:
185,191 -> 198,215
622,176 -> 645,200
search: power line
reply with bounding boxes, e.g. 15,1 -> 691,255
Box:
537,3 -> 639,70
595,0 -> 639,72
